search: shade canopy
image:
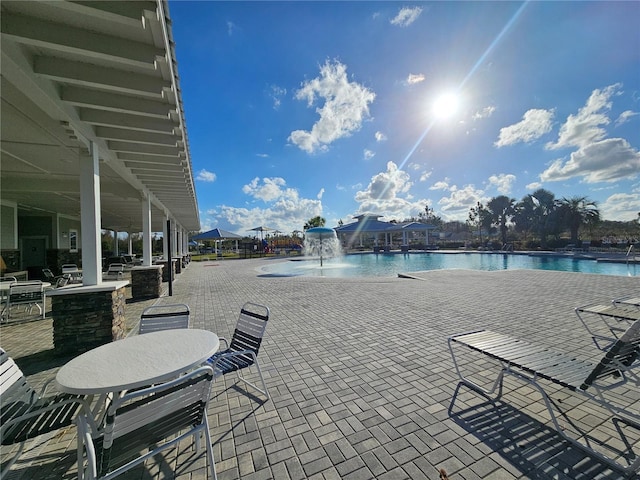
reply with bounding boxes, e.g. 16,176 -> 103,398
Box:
250,226 -> 273,233
192,228 -> 242,240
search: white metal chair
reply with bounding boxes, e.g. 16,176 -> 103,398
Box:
1,281 -> 45,321
61,264 -> 82,283
207,302 -> 270,399
0,348 -> 93,478
42,268 -> 56,283
138,303 -> 190,334
76,366 -> 217,480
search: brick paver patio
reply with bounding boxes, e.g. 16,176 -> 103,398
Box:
1,257 -> 639,479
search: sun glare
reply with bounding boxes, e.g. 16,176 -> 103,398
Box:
432,92 -> 459,120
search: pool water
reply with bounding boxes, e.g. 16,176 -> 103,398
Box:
260,252 -> 639,278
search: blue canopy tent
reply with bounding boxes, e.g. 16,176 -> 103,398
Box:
191,228 -> 242,255
191,228 -> 242,241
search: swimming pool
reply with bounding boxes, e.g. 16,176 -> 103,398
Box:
260,252 -> 639,278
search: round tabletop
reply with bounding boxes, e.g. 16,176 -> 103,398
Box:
55,329 -> 219,395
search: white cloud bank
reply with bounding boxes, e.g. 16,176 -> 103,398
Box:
213,177 -> 323,234
546,83 -> 621,150
289,60 -> 375,154
353,161 -> 426,219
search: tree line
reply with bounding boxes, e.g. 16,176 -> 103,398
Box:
429,189 -> 638,249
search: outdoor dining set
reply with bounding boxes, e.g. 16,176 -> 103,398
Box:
1,301 -> 270,479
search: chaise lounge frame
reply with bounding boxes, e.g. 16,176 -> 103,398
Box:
448,319 -> 640,477
574,302 -> 640,350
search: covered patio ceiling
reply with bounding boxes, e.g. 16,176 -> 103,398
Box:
1,0 -> 200,233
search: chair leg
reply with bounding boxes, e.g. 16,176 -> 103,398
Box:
448,339 -> 505,400
236,354 -> 269,399
203,416 -> 218,480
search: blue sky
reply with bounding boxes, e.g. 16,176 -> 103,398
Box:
169,1 -> 640,236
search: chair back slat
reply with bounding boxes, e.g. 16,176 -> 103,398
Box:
582,319 -> 640,389
104,367 -> 212,448
139,304 -> 190,334
0,355 -> 36,423
229,305 -> 269,354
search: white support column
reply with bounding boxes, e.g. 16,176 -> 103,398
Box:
176,225 -> 182,257
80,142 -> 102,285
141,196 -> 152,266
113,230 -> 119,255
128,233 -> 132,255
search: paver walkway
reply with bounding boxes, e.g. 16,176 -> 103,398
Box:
1,258 -> 639,479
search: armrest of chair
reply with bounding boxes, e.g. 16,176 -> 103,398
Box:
2,393 -> 97,439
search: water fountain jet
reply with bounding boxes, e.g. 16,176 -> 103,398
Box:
303,227 -> 341,266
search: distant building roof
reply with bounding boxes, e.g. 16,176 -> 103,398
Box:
335,215 -> 437,235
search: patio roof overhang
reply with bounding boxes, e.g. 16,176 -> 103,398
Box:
0,0 -> 199,233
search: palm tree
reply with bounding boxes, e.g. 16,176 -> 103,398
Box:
304,216 -> 326,230
557,196 -> 600,244
530,188 -> 556,247
467,202 -> 492,244
487,195 -> 515,245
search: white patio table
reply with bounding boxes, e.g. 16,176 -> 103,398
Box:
55,329 -> 219,395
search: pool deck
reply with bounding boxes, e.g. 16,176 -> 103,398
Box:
1,258 -> 639,479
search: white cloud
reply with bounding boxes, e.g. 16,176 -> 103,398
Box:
242,177 -> 287,202
196,169 -> 217,182
390,7 -> 423,27
487,173 -> 516,194
289,60 -> 376,154
526,181 -> 543,190
472,106 -> 496,121
364,149 -> 375,160
227,21 -> 237,36
407,73 -> 425,85
419,170 -> 432,182
353,161 -> 426,219
546,83 -> 621,150
216,177 -> 324,234
375,131 -> 387,142
599,193 -> 640,221
540,138 -> 640,183
317,188 -> 325,200
616,110 -> 638,126
268,84 -> 287,110
430,180 -> 451,191
437,184 -> 487,221
495,108 -> 554,147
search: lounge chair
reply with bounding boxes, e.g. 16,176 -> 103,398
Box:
207,302 -> 270,399
575,301 -> 640,350
103,263 -> 124,280
614,295 -> 640,309
448,320 -> 640,476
